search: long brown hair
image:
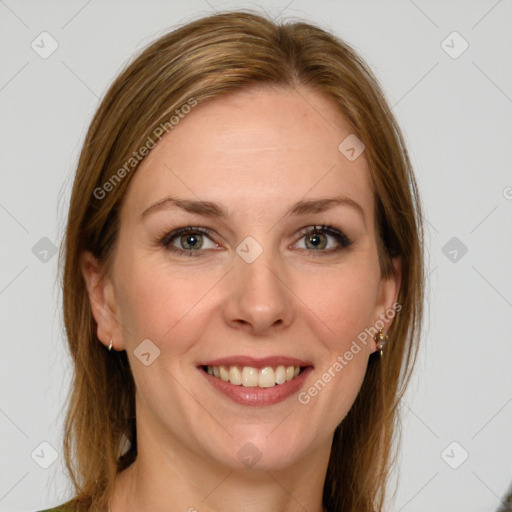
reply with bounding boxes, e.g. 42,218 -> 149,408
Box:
58,10 -> 424,512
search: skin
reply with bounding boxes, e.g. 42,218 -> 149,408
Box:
81,84 -> 401,512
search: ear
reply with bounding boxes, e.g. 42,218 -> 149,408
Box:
80,250 -> 123,350
372,256 -> 402,335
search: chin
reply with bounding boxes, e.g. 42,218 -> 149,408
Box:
197,425 -> 321,472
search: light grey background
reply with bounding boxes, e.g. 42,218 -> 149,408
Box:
1,1 -> 511,511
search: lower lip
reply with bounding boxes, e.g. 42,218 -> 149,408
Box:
199,367 -> 313,406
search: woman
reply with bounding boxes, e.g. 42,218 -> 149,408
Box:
43,9 -> 424,512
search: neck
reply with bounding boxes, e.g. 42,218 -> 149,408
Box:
109,406 -> 331,512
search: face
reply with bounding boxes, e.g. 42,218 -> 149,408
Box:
82,85 -> 400,472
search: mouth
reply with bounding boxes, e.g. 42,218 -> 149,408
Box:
197,356 -> 314,406
200,364 -> 306,388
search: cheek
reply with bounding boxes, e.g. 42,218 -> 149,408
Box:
113,263 -> 212,403
114,256 -> 220,349
301,264 -> 380,350
294,268 -> 378,426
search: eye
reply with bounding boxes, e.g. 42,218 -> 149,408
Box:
158,224 -> 353,258
294,225 -> 353,254
159,226 -> 219,257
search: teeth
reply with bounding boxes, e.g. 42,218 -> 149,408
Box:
219,366 -> 229,382
229,366 -> 242,385
275,365 -> 286,385
205,364 -> 303,387
242,367 -> 258,387
258,367 -> 275,388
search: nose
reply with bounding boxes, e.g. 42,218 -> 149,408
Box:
222,245 -> 295,336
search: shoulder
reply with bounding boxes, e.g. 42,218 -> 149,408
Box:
36,504 -> 73,512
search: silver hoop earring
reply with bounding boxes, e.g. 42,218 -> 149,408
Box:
108,338 -> 113,351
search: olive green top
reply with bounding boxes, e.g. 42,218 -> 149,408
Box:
38,505 -> 73,512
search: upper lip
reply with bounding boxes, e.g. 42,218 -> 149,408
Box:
198,355 -> 313,368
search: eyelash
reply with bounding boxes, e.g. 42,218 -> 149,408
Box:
158,224 -> 353,258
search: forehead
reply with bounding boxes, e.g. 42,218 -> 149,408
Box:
120,85 -> 374,222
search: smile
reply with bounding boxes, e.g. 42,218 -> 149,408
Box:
202,364 -> 304,388
198,356 -> 314,406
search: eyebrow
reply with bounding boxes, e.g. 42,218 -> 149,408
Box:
140,194 -> 366,226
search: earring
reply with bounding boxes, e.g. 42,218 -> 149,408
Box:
108,338 -> 113,351
374,328 -> 388,357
